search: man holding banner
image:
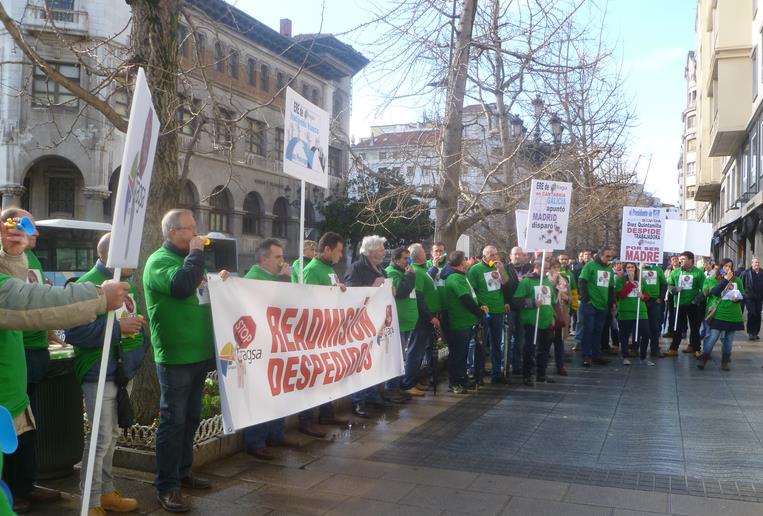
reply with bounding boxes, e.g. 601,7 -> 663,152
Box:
665,251 -> 705,357
144,209 -> 216,513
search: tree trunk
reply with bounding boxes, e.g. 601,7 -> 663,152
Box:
128,0 -> 182,425
435,0 -> 478,252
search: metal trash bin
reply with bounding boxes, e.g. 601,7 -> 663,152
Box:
34,348 -> 84,479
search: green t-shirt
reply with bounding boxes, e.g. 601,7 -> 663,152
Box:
467,261 -> 505,314
23,250 -> 49,350
385,265 -> 419,331
514,276 -> 557,329
291,257 -> 312,283
580,260 -> 613,310
246,264 -> 282,282
0,274 -> 28,417
668,266 -> 705,306
443,272 -> 479,330
74,265 -> 145,383
412,263 -> 441,313
302,257 -> 337,286
143,247 -> 214,365
704,276 -> 745,322
614,276 -> 647,321
640,264 -> 666,300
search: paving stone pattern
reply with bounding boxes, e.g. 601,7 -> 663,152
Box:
370,338 -> 763,503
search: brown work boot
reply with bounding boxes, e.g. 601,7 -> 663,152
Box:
664,349 -> 679,357
403,386 -> 426,397
697,353 -> 711,370
298,421 -> 327,438
101,490 -> 139,512
721,353 -> 731,371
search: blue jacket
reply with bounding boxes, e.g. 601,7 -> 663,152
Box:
65,261 -> 149,383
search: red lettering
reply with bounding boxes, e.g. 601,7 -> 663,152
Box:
362,342 -> 372,370
305,309 -> 322,349
309,354 -> 325,387
349,309 -> 366,342
280,308 -> 298,352
267,358 -> 283,395
296,355 -> 311,391
358,308 -> 377,339
282,356 -> 299,393
321,352 -> 335,384
330,351 -> 346,380
294,311 -> 308,350
329,309 -> 342,347
266,307 -> 286,353
320,309 -> 340,349
347,347 -> 360,376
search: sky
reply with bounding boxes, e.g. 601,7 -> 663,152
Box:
239,0 -> 697,206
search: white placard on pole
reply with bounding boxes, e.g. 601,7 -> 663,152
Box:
620,207 -> 665,264
515,209 -> 528,248
82,67 -> 159,516
283,87 -> 329,188
524,179 -> 573,251
663,219 -> 713,257
107,67 -> 160,269
456,234 -> 471,255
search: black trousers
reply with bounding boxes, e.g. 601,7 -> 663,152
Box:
670,304 -> 702,351
745,298 -> 762,336
523,325 -> 552,379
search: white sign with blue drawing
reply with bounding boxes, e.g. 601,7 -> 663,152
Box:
283,87 -> 329,188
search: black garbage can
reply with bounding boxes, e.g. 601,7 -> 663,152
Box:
34,349 -> 84,479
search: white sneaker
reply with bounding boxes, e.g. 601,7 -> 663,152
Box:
623,358 -> 631,366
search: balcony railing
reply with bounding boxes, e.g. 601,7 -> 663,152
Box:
23,3 -> 88,35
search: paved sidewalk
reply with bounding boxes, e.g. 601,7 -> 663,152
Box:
31,335 -> 763,515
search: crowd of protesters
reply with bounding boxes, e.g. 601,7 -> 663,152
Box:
3,206 -> 763,515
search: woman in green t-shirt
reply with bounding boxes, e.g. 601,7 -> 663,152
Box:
698,258 -> 744,371
615,263 -> 652,366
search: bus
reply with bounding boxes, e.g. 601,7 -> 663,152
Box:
34,220 -> 238,285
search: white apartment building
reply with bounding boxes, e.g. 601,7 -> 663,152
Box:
678,51 -> 702,222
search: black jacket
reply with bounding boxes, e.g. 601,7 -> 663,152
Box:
743,268 -> 763,300
344,254 -> 387,287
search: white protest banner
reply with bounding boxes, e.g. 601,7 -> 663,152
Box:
283,87 -> 330,188
525,179 -> 573,251
515,209 -> 528,248
207,276 -> 405,432
664,219 -> 713,257
620,207 -> 665,264
107,67 -> 160,268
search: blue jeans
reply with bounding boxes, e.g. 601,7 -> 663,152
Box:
483,314 -> 505,380
244,418 -> 285,450
619,319 -> 650,359
646,301 -> 664,355
386,331 -> 412,390
402,325 -> 433,390
703,328 -> 736,356
155,360 -> 213,495
575,306 -> 585,344
445,328 -> 472,386
506,311 -> 524,372
581,302 -> 606,359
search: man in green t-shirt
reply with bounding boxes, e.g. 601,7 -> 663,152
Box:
666,250 -> 705,356
297,232 -> 353,427
384,247 -> 418,400
291,239 -> 316,283
0,207 -> 63,510
641,263 -> 667,358
144,209 -> 226,513
442,251 -> 485,394
578,245 -> 616,367
66,233 -> 147,514
426,242 -> 447,275
241,239 -> 302,460
467,245 -> 509,385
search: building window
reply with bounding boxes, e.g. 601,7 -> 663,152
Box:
754,47 -> 759,100
214,41 -> 225,73
686,115 -> 696,130
686,139 -> 696,152
329,146 -> 342,177
272,197 -> 289,238
312,88 -> 320,107
247,58 -> 256,87
248,119 -> 265,156
215,109 -> 234,147
686,162 -> 696,177
195,33 -> 206,64
276,71 -> 285,97
752,130 -> 759,186
177,99 -> 197,136
44,0 -> 74,21
179,181 -> 198,218
177,24 -> 189,58
113,86 -> 130,117
243,192 -> 262,235
32,62 -> 79,106
209,186 -> 231,233
48,175 -> 75,216
275,128 -> 284,160
260,64 -> 269,91
301,82 -> 310,99
228,50 -> 239,78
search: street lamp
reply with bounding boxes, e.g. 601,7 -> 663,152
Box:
531,94 -> 544,142
550,113 -> 563,146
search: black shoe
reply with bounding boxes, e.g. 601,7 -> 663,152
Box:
158,489 -> 190,513
582,360 -> 591,367
749,334 -> 756,341
537,376 -> 556,383
523,376 -> 535,387
592,357 -> 610,365
181,475 -> 211,490
491,376 -> 509,385
367,399 -> 394,409
511,369 -> 523,376
352,403 -> 370,418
